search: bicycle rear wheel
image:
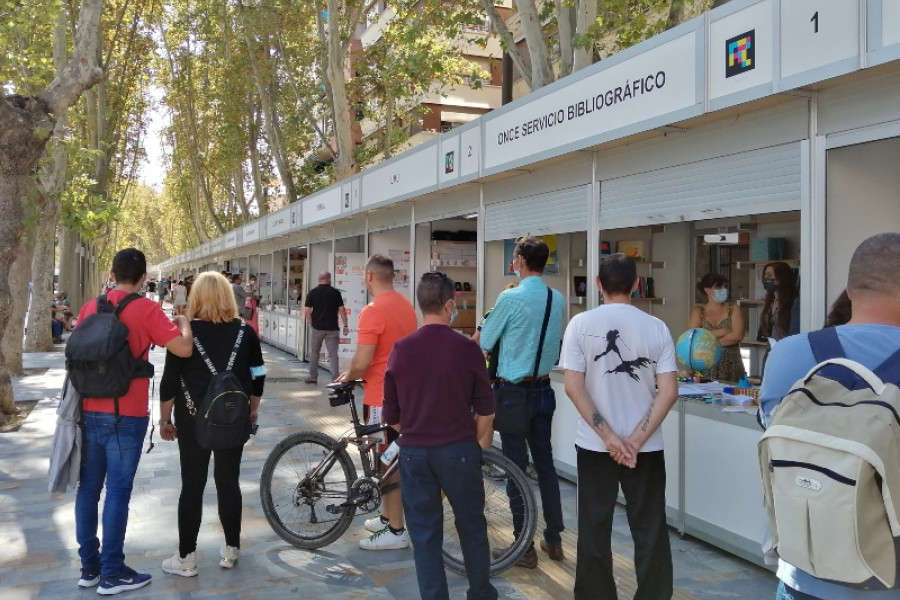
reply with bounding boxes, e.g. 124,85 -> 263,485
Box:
441,448 -> 537,576
260,431 -> 358,549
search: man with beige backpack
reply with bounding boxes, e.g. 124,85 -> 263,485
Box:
759,232 -> 900,600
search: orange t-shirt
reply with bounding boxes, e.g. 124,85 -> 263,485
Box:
357,291 -> 417,407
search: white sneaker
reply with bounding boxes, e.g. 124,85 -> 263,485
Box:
364,514 -> 389,533
162,552 -> 198,577
359,526 -> 410,550
220,545 -> 239,568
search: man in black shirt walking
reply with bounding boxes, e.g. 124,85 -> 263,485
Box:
304,271 -> 348,383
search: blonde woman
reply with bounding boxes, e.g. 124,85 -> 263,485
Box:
158,272 -> 265,576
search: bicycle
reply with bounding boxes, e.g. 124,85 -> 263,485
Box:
259,379 -> 537,575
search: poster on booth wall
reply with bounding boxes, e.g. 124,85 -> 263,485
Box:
388,249 -> 411,297
504,234 -> 559,275
331,252 -> 367,373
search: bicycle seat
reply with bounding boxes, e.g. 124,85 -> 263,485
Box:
326,380 -> 365,393
356,422 -> 388,437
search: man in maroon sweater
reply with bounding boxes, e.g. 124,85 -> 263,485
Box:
383,272 -> 497,600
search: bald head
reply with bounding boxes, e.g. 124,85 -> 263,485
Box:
847,233 -> 900,300
318,271 -> 332,284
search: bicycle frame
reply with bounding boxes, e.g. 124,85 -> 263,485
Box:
322,381 -> 400,502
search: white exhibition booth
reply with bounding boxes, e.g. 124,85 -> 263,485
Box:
154,0 -> 900,566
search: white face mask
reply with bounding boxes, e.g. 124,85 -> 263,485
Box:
448,301 -> 458,325
713,288 -> 729,303
512,256 -> 521,278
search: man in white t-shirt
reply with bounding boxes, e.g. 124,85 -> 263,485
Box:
560,253 -> 678,600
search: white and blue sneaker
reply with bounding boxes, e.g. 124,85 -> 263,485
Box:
77,567 -> 100,588
96,566 -> 151,596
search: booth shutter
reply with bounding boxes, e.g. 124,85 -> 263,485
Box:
600,142 -> 803,229
484,185 -> 590,242
414,191 -> 479,223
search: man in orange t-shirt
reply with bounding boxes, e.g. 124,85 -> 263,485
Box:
338,254 -> 417,550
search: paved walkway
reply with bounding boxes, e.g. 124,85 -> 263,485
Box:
1,340 -> 776,599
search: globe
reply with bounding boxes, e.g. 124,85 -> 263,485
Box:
676,328 -> 723,374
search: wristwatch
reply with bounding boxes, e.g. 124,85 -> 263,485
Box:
158,419 -> 172,426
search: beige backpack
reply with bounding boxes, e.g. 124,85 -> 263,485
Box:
759,357 -> 900,587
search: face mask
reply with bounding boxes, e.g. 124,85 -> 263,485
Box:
762,278 -> 777,292
449,302 -> 458,326
512,257 -> 521,278
713,288 -> 729,303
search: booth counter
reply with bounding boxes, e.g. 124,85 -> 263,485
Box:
258,307 -> 302,355
547,372 -> 768,567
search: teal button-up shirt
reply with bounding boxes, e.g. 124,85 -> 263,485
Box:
479,276 -> 564,383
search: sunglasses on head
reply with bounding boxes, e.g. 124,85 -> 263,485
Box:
423,271 -> 455,303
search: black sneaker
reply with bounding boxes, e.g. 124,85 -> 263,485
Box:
97,566 -> 151,596
77,567 -> 100,588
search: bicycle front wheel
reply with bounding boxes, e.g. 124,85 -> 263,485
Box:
260,431 -> 358,549
441,447 -> 537,576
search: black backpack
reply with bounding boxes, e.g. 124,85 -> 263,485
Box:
65,293 -> 154,416
181,322 -> 251,450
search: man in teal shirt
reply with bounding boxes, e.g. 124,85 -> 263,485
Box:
479,236 -> 565,568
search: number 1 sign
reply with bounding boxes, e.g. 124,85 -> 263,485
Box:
779,0 -> 859,87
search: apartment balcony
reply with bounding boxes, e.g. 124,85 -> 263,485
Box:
420,83 -> 501,111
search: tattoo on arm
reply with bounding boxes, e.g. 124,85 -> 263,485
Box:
592,411 -> 605,430
640,401 -> 655,432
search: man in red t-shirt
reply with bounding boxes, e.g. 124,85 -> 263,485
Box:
74,248 -> 193,595
338,254 -> 417,550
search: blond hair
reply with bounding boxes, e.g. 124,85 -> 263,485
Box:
187,272 -> 239,323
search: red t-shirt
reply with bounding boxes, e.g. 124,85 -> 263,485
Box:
357,291 -> 417,407
77,289 -> 182,417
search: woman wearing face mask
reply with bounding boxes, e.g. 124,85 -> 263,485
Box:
757,262 -> 798,342
689,272 -> 746,383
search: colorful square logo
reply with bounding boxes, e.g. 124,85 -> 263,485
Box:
726,30 -> 755,78
445,151 -> 455,174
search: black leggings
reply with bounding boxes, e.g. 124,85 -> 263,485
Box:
175,418 -> 244,557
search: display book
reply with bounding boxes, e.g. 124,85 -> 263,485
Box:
614,231 -> 664,303
677,379 -> 759,414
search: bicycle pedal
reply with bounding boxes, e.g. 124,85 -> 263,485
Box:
326,504 -> 345,515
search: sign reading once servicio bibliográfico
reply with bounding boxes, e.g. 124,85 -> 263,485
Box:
483,32 -> 698,171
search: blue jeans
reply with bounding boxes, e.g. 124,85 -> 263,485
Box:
75,412 -> 148,577
776,581 -> 823,600
496,379 -> 564,545
399,442 -> 497,600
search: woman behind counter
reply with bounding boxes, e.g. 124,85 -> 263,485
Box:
158,272 -> 265,577
757,261 -> 798,342
689,272 -> 746,383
